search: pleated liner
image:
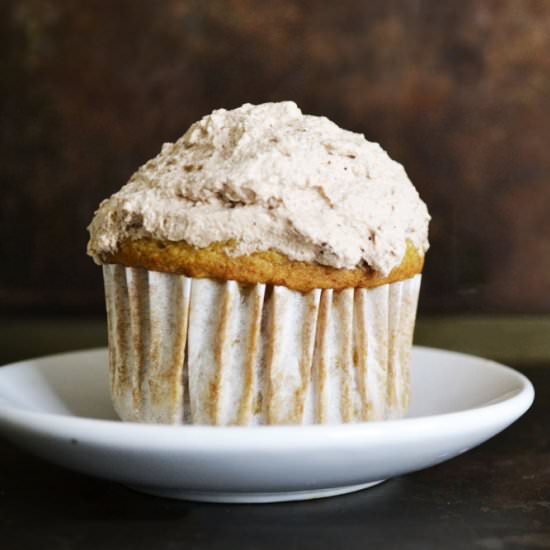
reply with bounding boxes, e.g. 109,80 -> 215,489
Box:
103,265 -> 421,425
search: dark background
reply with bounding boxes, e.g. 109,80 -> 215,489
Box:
2,0 -> 549,317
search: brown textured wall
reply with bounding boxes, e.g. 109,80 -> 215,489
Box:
1,0 -> 550,315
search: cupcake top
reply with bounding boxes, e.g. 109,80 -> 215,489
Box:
88,101 -> 429,275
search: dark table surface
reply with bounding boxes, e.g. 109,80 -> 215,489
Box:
0,366 -> 548,550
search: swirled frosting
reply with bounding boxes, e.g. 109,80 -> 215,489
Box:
87,101 -> 429,275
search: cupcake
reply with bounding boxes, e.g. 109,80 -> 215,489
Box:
87,101 -> 430,426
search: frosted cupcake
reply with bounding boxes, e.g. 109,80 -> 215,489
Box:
87,101 -> 430,426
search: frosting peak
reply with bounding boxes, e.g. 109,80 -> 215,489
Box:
88,101 -> 430,275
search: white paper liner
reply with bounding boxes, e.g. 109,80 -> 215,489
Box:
103,265 -> 421,425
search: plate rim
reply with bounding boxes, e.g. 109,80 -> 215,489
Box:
0,346 -> 535,450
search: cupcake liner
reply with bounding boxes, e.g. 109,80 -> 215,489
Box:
103,265 -> 421,425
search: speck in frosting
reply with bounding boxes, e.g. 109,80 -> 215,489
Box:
87,101 -> 430,275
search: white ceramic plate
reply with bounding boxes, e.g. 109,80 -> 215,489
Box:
0,347 -> 533,503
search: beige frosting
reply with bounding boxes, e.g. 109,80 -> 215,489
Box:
87,101 -> 429,275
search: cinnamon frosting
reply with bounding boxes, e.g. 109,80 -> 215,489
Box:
87,101 -> 430,275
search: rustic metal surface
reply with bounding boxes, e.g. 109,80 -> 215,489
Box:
0,364 -> 547,549
2,0 -> 550,314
